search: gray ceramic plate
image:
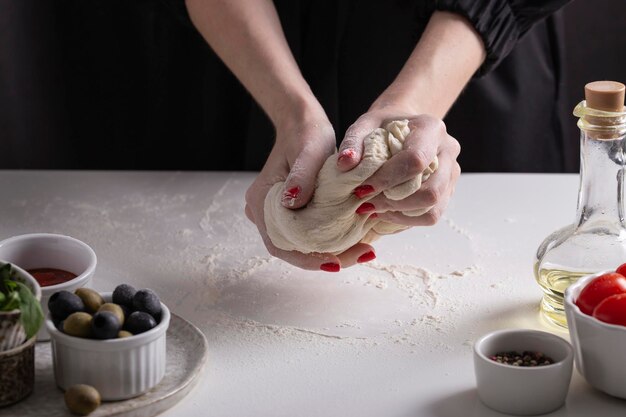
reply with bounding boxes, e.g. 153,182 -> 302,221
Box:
4,313 -> 208,417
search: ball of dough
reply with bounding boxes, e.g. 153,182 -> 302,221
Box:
264,120 -> 438,254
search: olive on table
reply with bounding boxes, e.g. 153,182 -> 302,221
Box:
64,384 -> 101,415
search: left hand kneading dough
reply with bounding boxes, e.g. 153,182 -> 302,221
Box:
264,120 -> 438,255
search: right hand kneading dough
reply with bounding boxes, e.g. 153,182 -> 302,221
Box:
264,120 -> 438,255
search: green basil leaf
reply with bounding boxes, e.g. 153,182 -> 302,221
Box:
15,281 -> 43,339
0,291 -> 21,311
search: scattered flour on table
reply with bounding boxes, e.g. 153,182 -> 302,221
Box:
14,179 -> 486,352
199,179 -> 235,236
443,216 -> 473,239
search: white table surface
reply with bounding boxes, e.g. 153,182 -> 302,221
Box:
1,171 -> 625,417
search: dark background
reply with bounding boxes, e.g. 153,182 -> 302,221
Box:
0,0 -> 625,171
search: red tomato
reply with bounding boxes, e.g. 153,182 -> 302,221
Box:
593,293 -> 626,326
616,263 -> 626,277
575,272 -> 626,315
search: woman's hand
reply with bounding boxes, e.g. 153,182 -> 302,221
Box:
245,110 -> 376,272
330,9 -> 482,228
338,104 -> 461,227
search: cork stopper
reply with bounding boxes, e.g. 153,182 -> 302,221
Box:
585,81 -> 625,112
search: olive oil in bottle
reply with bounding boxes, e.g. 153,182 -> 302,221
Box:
534,81 -> 626,328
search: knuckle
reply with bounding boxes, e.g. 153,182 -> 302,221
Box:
449,136 -> 461,155
453,162 -> 461,177
422,209 -> 441,226
244,187 -> 255,206
421,187 -> 441,205
435,118 -> 447,134
406,149 -> 429,174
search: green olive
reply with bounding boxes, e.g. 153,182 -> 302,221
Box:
118,330 -> 133,338
63,312 -> 93,338
98,303 -> 125,325
64,384 -> 101,415
75,288 -> 104,313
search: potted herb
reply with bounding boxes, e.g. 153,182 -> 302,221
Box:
0,262 -> 43,350
0,262 -> 43,407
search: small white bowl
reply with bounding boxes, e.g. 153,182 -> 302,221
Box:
0,261 -> 42,351
46,293 -> 170,400
565,271 -> 626,399
0,233 -> 97,341
473,329 -> 573,416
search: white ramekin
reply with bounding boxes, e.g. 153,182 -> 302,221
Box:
473,329 -> 573,416
0,261 -> 42,351
45,293 -> 170,400
565,270 -> 626,399
0,233 -> 97,341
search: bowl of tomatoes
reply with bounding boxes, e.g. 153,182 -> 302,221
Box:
564,264 -> 626,399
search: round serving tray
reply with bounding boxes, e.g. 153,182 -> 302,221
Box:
4,313 -> 208,417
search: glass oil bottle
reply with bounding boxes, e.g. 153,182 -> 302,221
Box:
535,81 -> 626,328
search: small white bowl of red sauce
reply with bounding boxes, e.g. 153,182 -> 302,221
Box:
0,233 -> 97,341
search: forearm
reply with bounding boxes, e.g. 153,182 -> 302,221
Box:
185,0 -> 322,128
372,11 -> 486,118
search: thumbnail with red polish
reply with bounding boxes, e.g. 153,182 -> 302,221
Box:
338,149 -> 356,162
282,186 -> 301,207
284,186 -> 300,198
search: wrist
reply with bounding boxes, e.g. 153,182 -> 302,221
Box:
369,91 -> 424,116
270,91 -> 329,136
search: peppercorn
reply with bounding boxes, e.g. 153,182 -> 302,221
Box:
489,351 -> 555,367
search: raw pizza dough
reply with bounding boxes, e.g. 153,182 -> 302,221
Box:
264,120 -> 438,254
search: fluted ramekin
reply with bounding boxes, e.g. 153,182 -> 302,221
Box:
45,293 -> 170,400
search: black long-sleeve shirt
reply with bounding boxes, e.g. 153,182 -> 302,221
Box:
0,0 -> 574,171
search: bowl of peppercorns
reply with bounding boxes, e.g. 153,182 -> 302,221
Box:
45,284 -> 170,400
473,329 -> 573,416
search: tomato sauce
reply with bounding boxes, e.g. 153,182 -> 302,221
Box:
27,268 -> 77,287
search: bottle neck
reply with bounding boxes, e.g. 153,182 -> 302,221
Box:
576,130 -> 626,227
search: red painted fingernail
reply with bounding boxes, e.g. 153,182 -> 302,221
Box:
356,203 -> 375,214
353,185 -> 375,199
369,213 -> 378,219
286,187 -> 300,197
357,251 -> 376,263
320,262 -> 340,272
338,149 -> 356,162
282,186 -> 301,207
